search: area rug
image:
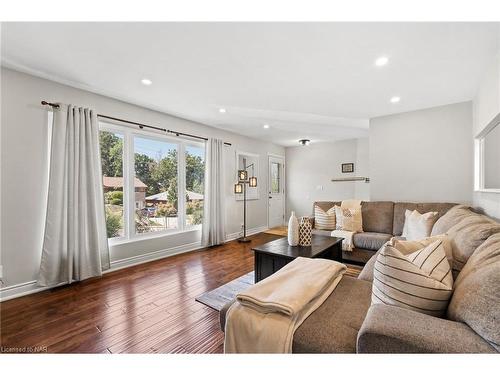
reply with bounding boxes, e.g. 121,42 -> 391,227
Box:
196,272 -> 255,311
196,265 -> 362,312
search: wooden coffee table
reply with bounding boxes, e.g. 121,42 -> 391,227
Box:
252,235 -> 343,283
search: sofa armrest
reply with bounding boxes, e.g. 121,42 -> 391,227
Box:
357,304 -> 496,353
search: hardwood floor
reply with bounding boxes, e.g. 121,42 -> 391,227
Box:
0,232 -> 362,354
0,233 -> 280,353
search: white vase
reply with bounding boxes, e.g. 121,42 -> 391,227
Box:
288,211 -> 299,246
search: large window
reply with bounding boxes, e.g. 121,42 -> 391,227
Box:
99,124 -> 205,242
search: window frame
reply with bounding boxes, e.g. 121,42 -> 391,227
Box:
99,121 -> 205,245
474,114 -> 500,194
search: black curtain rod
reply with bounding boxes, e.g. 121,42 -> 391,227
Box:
41,101 -> 232,146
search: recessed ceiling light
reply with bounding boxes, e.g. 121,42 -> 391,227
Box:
299,139 -> 310,146
219,108 -> 226,113
375,56 -> 389,67
141,78 -> 152,86
263,124 -> 270,129
390,96 -> 401,103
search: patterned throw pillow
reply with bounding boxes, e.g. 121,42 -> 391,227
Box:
335,206 -> 363,232
314,205 -> 336,230
372,239 -> 454,317
390,234 -> 453,267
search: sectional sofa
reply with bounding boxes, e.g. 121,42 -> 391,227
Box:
220,203 -> 500,353
311,201 -> 456,264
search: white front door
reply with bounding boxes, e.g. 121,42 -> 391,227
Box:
268,156 -> 285,228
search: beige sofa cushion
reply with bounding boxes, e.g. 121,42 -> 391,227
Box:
402,210 -> 439,240
431,205 -> 473,236
448,233 -> 500,351
372,240 -> 453,317
353,232 -> 392,251
446,215 -> 500,272
293,276 -> 373,353
361,201 -> 394,234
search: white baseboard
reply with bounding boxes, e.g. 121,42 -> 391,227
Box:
0,226 -> 271,302
108,241 -> 202,271
225,225 -> 269,242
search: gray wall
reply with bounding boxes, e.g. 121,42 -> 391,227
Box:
369,101 -> 473,203
285,138 -> 369,218
473,51 -> 500,220
0,68 -> 284,290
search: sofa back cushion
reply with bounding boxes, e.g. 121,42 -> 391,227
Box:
392,202 -> 457,236
446,214 -> 500,272
361,201 -> 394,234
447,233 -> 500,351
430,205 -> 474,236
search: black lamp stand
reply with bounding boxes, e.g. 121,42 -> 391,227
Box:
235,163 -> 257,243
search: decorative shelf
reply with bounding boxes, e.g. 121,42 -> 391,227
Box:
331,177 -> 370,183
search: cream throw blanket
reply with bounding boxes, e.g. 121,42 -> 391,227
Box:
341,199 -> 362,210
224,257 -> 346,353
330,229 -> 355,251
332,199 -> 362,251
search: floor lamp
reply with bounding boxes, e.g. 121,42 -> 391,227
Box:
234,163 -> 257,243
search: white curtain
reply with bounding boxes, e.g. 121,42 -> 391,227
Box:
38,104 -> 110,286
201,138 -> 226,246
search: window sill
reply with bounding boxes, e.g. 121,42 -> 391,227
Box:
108,226 -> 202,247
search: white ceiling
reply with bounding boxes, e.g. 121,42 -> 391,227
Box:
2,22 -> 499,146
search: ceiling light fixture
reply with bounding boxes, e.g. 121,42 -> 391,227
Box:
141,78 -> 152,86
375,56 -> 389,67
263,124 -> 270,129
219,108 -> 226,113
390,96 -> 401,103
299,139 -> 310,146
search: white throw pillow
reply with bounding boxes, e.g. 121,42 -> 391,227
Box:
372,239 -> 453,317
314,205 -> 336,230
335,206 -> 362,232
402,209 -> 438,240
